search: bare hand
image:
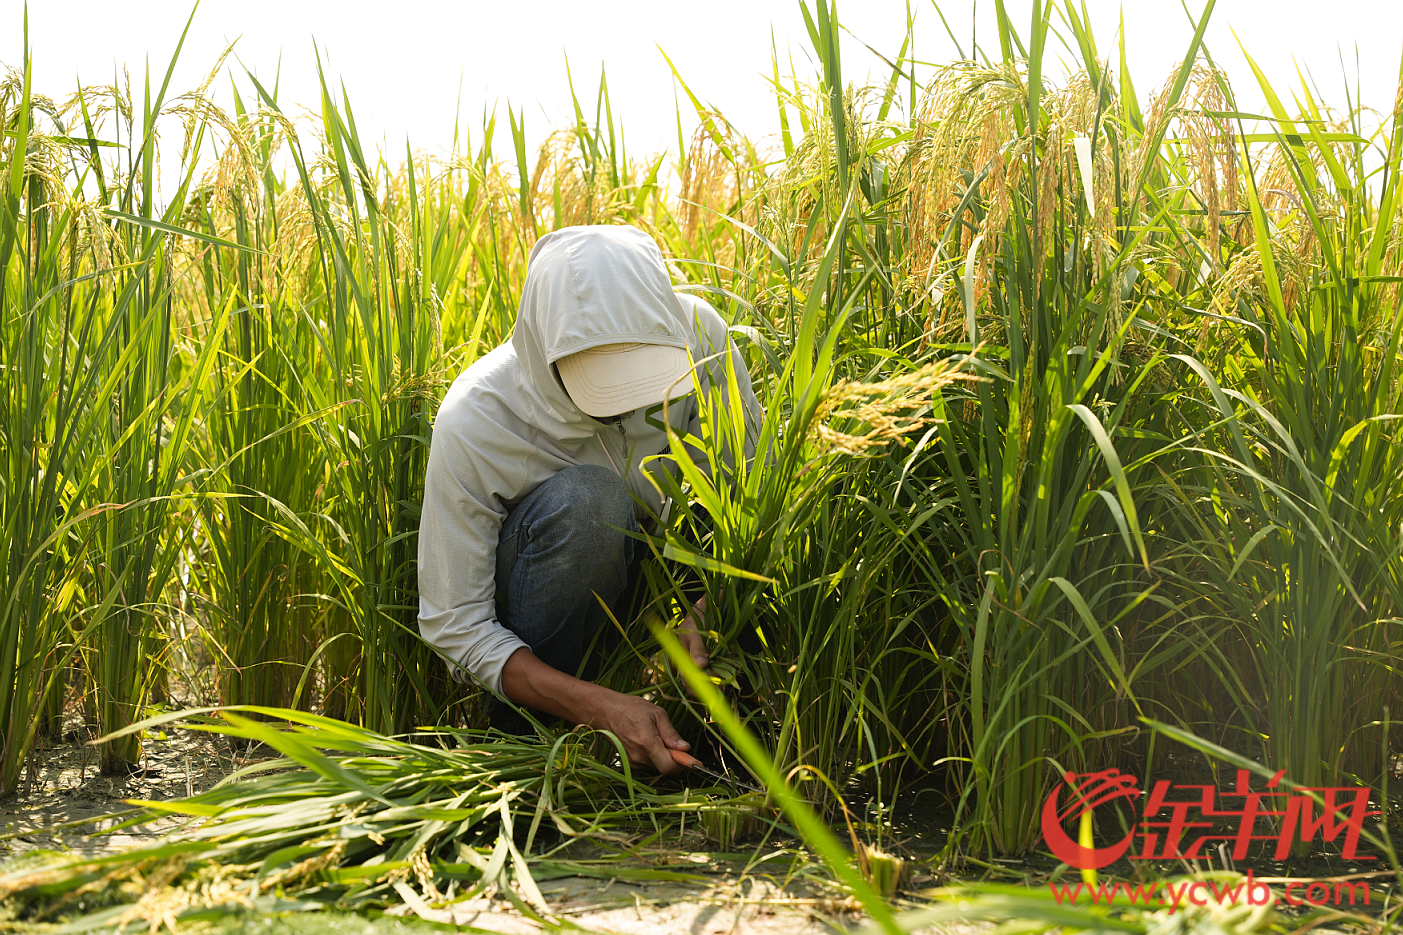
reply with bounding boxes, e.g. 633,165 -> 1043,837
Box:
678,595 -> 710,669
592,692 -> 690,775
500,647 -> 689,775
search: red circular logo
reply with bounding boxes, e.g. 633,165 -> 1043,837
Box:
1041,769 -> 1142,869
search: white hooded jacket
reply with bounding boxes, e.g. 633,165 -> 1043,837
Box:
417,225 -> 763,694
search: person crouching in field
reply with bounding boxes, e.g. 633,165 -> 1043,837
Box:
417,224 -> 762,774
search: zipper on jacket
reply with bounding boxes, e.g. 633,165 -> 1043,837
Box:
595,413 -> 630,478
596,423 -> 626,478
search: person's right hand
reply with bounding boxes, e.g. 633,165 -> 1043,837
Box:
590,691 -> 689,775
499,647 -> 689,776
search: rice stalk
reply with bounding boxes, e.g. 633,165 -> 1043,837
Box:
0,707 -> 771,928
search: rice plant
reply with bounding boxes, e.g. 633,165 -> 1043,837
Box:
0,707 -> 790,929
183,92 -> 323,713
1163,56 -> 1403,793
0,43 -> 120,791
0,17 -> 226,778
895,3 -> 1226,854
640,212 -> 978,804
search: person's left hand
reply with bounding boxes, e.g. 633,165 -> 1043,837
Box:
677,595 -> 710,670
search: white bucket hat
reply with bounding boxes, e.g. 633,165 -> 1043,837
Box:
556,342 -> 694,417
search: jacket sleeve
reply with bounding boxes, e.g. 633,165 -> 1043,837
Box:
416,400 -> 531,696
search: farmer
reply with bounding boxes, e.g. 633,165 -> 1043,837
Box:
418,224 -> 762,775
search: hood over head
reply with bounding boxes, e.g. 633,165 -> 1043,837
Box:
511,225 -> 690,432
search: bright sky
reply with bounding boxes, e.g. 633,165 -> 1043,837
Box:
3,0 -> 1399,164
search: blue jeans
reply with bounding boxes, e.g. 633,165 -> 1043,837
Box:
494,463 -> 641,683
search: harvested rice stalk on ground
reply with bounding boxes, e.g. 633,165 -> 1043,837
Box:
0,708 -> 776,930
